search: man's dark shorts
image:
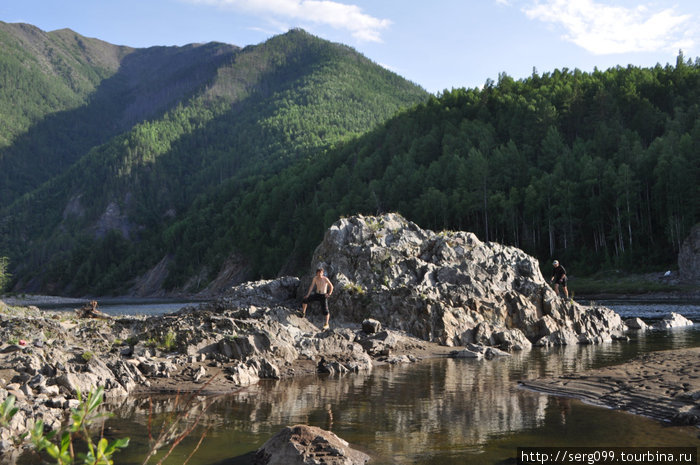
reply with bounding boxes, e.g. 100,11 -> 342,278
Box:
303,293 -> 329,315
555,277 -> 568,286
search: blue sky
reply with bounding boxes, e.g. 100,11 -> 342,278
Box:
2,0 -> 699,94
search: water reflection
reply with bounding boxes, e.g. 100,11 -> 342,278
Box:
108,328 -> 700,465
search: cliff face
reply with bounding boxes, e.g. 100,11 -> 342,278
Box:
309,213 -> 626,347
678,224 -> 700,283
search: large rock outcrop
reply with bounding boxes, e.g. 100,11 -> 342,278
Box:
678,224 -> 700,283
310,213 -> 626,347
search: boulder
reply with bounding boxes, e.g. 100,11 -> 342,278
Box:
222,276 -> 301,306
254,425 -> 370,465
449,348 -> 483,359
625,317 -> 648,331
361,318 -> 382,334
535,328 -> 580,347
654,312 -> 694,329
310,213 -> 625,347
491,328 -> 532,351
678,224 -> 700,283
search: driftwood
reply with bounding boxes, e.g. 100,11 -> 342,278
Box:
75,300 -> 110,319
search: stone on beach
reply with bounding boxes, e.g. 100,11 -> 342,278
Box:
253,425 -> 370,465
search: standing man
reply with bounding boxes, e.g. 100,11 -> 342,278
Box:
550,260 -> 568,299
300,267 -> 334,330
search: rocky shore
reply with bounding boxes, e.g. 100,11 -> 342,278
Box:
0,213 -> 654,462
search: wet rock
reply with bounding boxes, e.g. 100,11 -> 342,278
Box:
491,328 -> 532,351
254,424 -> 370,465
535,328 -> 580,347
654,312 -> 694,329
484,347 -> 511,359
449,348 -> 483,359
226,362 -> 260,386
625,317 -> 648,330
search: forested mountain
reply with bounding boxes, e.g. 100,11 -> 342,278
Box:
0,22 -> 239,206
158,56 -> 699,286
0,24 -> 429,294
1,21 -> 697,297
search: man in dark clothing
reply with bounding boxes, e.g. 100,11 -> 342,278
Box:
550,260 -> 568,299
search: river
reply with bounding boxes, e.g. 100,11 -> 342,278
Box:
90,299 -> 700,465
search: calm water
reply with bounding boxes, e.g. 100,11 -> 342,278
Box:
592,299 -> 700,322
34,299 -> 200,316
101,301 -> 700,465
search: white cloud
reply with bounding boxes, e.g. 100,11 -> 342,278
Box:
524,0 -> 694,54
185,0 -> 391,42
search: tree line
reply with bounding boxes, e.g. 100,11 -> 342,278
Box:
161,54 -> 699,288
0,29 -> 429,294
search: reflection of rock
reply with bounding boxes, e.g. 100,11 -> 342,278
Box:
107,343 -> 622,461
678,224 -> 700,283
311,213 -> 626,347
254,425 -> 370,465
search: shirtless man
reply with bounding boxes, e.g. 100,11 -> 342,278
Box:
300,267 -> 334,330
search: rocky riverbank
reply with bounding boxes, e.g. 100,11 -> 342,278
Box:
519,347 -> 700,426
0,213 -> 635,462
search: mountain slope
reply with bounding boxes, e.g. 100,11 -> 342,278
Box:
159,60 -> 699,285
0,26 -> 429,295
0,21 -> 239,206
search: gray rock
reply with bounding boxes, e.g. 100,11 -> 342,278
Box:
310,213 -> 625,347
484,347 -> 511,359
535,328 -> 580,347
449,348 -> 483,359
654,312 -> 694,329
193,366 -> 207,383
491,328 -> 532,351
226,362 -> 260,386
254,425 -> 370,465
223,276 -> 301,307
678,224 -> 700,283
361,318 -> 382,334
625,317 -> 648,330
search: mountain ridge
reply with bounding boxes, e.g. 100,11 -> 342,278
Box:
0,24 -> 429,295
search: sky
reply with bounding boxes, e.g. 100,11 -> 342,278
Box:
2,0 -> 699,94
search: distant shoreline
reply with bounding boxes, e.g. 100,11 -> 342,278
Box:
3,289 -> 698,310
576,291 -> 700,302
1,294 -> 87,307
0,294 -> 206,308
